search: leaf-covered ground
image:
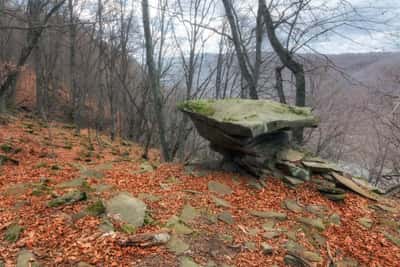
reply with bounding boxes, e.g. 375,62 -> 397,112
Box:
0,114 -> 399,266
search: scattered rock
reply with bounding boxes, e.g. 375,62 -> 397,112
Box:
105,193 -> 146,227
282,176 -> 304,186
358,217 -> 373,229
329,213 -> 341,225
166,216 -> 193,235
262,220 -> 276,231
5,223 -> 23,242
16,250 -> 39,267
250,210 -> 287,220
167,235 -> 189,254
284,199 -> 303,213
245,241 -> 256,251
48,191 -> 87,207
305,205 -> 328,216
211,196 -> 232,208
208,181 -> 233,196
297,217 -> 325,231
263,231 -> 280,239
261,243 -> 273,255
218,211 -> 234,225
324,193 -> 346,201
180,204 -> 200,223
332,172 -> 379,201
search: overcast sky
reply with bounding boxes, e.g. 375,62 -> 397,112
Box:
134,0 -> 400,55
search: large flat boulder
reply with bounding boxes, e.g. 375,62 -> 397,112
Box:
178,99 -> 318,140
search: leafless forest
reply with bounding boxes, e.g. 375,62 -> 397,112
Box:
1,0 -> 399,188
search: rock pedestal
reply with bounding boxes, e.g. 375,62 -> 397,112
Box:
178,99 -> 317,176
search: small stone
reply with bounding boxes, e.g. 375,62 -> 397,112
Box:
16,250 -> 39,267
212,196 -> 232,208
297,217 -> 325,231
302,251 -> 322,262
306,205 -> 328,216
250,210 -> 287,220
358,217 -> 373,229
323,193 -> 346,201
329,213 -> 341,225
245,241 -> 256,251
77,262 -> 94,267
48,191 -> 87,207
262,220 -> 276,231
247,228 -> 260,236
263,231 -> 280,239
5,223 -> 23,242
218,211 -> 234,225
261,243 -> 273,255
166,216 -> 193,235
284,199 -> 303,213
208,181 -> 233,195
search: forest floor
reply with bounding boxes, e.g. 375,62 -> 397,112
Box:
0,113 -> 399,267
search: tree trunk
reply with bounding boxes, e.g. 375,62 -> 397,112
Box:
261,0 -> 305,143
275,66 -> 286,104
141,0 -> 171,161
221,0 -> 258,99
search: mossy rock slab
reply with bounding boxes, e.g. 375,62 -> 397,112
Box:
297,217 -> 325,231
178,99 -> 318,138
105,193 -> 146,227
250,210 -> 287,220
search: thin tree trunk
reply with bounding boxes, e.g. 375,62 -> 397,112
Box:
141,0 -> 171,161
221,0 -> 258,99
275,66 -> 286,104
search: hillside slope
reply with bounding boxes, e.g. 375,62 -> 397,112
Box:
0,114 -> 399,266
